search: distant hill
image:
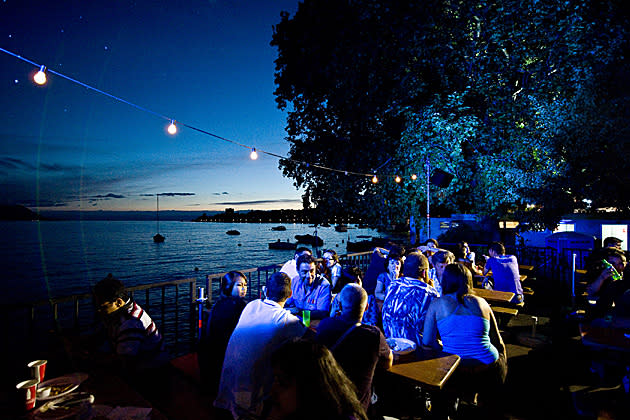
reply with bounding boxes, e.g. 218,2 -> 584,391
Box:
0,205 -> 43,221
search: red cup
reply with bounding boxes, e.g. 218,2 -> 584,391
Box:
28,359 -> 47,383
16,379 -> 39,411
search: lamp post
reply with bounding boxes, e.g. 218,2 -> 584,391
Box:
426,156 -> 431,241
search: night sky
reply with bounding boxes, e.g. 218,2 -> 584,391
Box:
0,0 -> 303,212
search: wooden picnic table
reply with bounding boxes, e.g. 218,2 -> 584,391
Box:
472,288 -> 515,305
579,317 -> 630,353
388,348 -> 461,391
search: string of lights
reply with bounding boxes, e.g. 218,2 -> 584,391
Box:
1,46 -> 425,184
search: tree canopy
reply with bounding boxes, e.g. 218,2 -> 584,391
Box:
271,0 -> 630,231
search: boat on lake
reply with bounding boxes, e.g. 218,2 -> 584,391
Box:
335,224 -> 348,232
226,230 -> 241,235
269,240 -> 297,250
294,234 -> 323,247
271,225 -> 287,231
153,195 -> 165,243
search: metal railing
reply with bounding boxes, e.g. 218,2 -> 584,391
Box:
3,251 -> 375,358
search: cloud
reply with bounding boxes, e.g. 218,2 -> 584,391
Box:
213,199 -> 301,205
91,193 -> 126,199
213,191 -> 230,196
0,157 -> 80,173
185,203 -> 201,206
158,192 -> 196,197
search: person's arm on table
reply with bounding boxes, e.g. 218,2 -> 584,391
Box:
309,282 -> 332,320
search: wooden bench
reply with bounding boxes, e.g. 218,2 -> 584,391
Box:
491,305 -> 519,328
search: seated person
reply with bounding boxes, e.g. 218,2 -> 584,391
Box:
92,274 -> 169,373
198,271 -> 248,395
280,247 -> 313,281
267,338 -> 369,420
586,248 -> 626,298
419,238 -> 440,260
323,249 -> 343,293
589,249 -> 629,318
382,251 -> 439,347
422,263 -> 507,409
362,244 -> 406,294
285,253 -> 332,320
454,241 -> 483,276
374,252 -> 403,301
482,241 -> 524,304
316,284 -> 392,412
214,272 -> 306,419
429,249 -> 455,296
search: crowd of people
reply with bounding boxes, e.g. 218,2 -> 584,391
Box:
55,231 -> 630,420
196,239 -> 527,419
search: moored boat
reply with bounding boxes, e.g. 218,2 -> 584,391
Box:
269,240 -> 297,250
294,234 -> 323,247
226,230 -> 241,235
271,225 -> 287,231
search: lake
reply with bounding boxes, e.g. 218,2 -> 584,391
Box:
0,220 -> 384,305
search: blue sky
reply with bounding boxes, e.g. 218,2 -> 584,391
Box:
0,0 -> 303,211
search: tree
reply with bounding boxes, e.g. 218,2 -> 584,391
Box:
272,0 -> 630,231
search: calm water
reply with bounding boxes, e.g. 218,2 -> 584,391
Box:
0,221 -> 382,305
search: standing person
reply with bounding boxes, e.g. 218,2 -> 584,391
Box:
381,251 -> 439,347
266,338 -> 369,420
214,272 -> 306,420
323,249 -> 343,293
374,252 -> 403,301
198,271 -> 248,395
285,254 -> 332,320
316,284 -> 392,412
422,263 -> 507,414
280,247 -> 313,281
482,242 -> 524,304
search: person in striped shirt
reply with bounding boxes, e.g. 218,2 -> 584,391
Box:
93,274 -> 169,372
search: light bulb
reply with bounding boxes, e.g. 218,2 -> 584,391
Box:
395,175 -> 401,183
411,174 -> 418,180
371,175 -> 378,184
167,120 -> 177,135
33,65 -> 47,85
250,148 -> 258,160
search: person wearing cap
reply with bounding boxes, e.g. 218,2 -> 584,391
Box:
381,251 -> 439,347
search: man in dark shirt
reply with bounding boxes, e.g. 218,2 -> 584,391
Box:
315,283 -> 392,411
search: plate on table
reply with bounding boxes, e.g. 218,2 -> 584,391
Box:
37,372 -> 89,401
386,337 -> 417,355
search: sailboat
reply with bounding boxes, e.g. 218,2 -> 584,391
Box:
153,194 -> 165,243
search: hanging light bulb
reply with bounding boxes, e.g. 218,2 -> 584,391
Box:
411,174 -> 418,180
371,175 -> 378,184
167,120 -> 177,135
33,65 -> 47,85
395,175 -> 401,183
250,148 -> 258,160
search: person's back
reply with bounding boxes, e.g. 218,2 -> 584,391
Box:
215,272 -> 305,419
382,251 -> 438,346
435,297 -> 498,364
315,284 -> 392,411
484,242 -> 523,301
